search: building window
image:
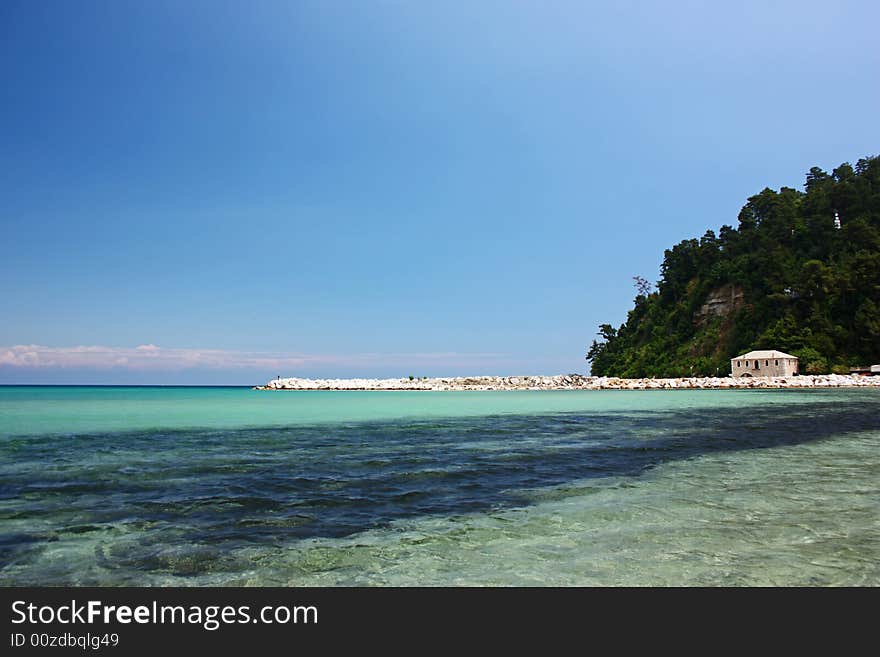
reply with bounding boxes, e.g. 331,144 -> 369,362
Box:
765,360 -> 768,366
775,360 -> 778,366
745,361 -> 749,367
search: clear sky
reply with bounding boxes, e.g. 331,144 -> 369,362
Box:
2,1 -> 878,384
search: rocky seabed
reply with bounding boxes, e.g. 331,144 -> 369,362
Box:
255,373 -> 880,391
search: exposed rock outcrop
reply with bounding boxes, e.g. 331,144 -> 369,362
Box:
696,284 -> 745,324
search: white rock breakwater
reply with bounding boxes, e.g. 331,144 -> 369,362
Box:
255,373 -> 880,391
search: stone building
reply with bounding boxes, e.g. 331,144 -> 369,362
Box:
731,350 -> 798,377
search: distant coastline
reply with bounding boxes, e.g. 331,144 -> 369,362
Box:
255,374 -> 880,391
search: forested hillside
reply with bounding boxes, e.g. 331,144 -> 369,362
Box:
587,156 -> 880,376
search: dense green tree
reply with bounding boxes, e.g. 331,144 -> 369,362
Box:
587,156 -> 880,376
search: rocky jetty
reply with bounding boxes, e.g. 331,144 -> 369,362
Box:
255,373 -> 880,391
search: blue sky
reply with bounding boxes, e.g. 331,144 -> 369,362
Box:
2,1 -> 878,384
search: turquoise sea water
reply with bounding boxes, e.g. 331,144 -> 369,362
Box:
1,386 -> 879,585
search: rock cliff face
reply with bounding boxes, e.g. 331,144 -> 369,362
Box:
255,373 -> 880,391
696,284 -> 745,324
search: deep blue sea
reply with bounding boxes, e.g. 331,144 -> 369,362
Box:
1,386 -> 879,585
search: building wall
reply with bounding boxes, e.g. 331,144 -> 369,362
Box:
731,357 -> 798,377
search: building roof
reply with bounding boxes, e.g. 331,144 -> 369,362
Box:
732,350 -> 797,360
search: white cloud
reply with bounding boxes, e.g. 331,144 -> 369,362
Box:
0,344 -> 505,371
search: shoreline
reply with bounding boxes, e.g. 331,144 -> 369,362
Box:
255,373 -> 880,391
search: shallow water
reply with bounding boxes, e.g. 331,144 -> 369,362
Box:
1,386 -> 878,585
